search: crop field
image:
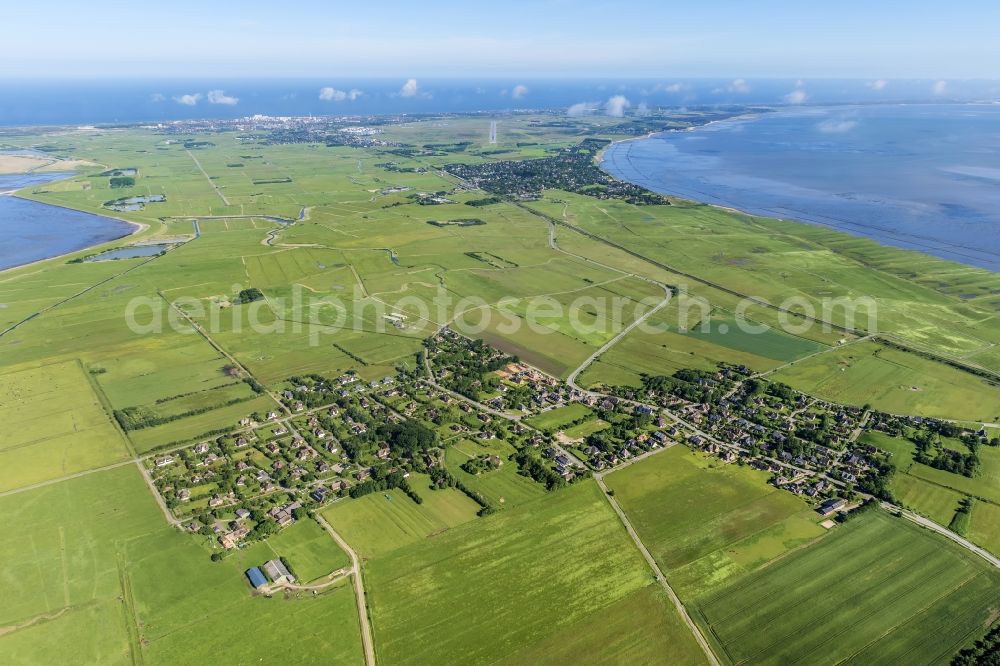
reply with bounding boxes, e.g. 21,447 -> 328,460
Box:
321,472 -> 482,559
772,341 -> 1000,421
364,482 -> 707,665
691,511 -> 1000,665
0,360 -> 130,492
444,439 -> 546,508
604,446 -> 824,598
0,465 -> 362,665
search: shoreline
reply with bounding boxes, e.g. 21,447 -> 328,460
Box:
0,182 -> 151,275
598,107 -> 1000,273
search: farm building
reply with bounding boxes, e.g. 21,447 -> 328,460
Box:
263,558 -> 294,584
817,497 -> 847,516
245,567 -> 267,589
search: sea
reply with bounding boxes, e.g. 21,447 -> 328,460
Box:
0,173 -> 134,271
2,79 -> 999,272
602,104 -> 1000,271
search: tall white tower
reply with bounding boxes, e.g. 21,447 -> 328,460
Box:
489,120 -> 497,144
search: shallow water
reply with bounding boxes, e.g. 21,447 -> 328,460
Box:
602,104 -> 1000,271
0,172 -> 135,270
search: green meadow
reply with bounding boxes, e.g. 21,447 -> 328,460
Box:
0,360 -> 131,492
444,438 -> 546,508
321,472 -> 482,559
606,447 -> 1000,665
860,431 -> 1000,556
2,114 -> 1000,664
692,511 -> 1000,666
772,341 -> 1000,421
0,465 -> 362,665
604,446 -> 825,598
364,482 -> 707,665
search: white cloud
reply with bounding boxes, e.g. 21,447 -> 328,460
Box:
567,101 -> 599,117
400,78 -> 420,97
664,82 -> 687,93
729,78 -> 751,93
150,93 -> 166,103
636,102 -> 651,116
605,95 -> 631,117
173,93 -> 202,106
817,118 -> 858,133
867,79 -> 888,91
784,89 -> 808,105
511,84 -> 529,100
319,87 -> 363,102
932,80 -> 948,95
207,89 -> 239,105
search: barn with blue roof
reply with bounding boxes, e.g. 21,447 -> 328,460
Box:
245,567 -> 267,589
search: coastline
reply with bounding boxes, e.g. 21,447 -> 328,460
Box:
599,105 -> 1000,272
0,183 -> 151,275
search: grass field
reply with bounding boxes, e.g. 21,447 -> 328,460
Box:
444,439 -> 546,508
364,481 -> 707,665
604,446 -> 824,598
691,510 -> 1000,666
772,341 -> 1000,421
968,501 -> 1000,557
0,360 -> 131,492
524,403 -> 594,431
859,431 -> 1000,555
4,117 -> 1000,663
321,472 -> 481,559
231,518 -> 351,583
0,465 -> 363,665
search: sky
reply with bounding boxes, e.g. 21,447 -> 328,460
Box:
4,0 -> 1000,79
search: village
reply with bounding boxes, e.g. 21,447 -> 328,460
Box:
143,330 -> 994,564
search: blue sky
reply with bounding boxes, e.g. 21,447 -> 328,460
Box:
4,0 -> 999,79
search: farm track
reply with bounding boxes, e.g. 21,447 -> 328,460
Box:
186,149 -> 230,206
594,463 -> 722,666
316,514 -> 376,666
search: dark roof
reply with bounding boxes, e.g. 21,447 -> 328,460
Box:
246,567 -> 267,588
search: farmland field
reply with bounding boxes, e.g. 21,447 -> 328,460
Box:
364,481 -> 707,665
859,431 -> 1000,555
771,341 -> 1000,421
0,360 -> 131,492
321,472 -> 481,559
0,465 -> 363,665
691,511 -> 1000,665
604,446 -> 824,595
3,111 -> 1000,665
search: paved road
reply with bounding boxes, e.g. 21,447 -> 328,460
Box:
316,514 -> 376,666
135,460 -> 182,527
565,283 -> 671,392
884,503 -> 1000,568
